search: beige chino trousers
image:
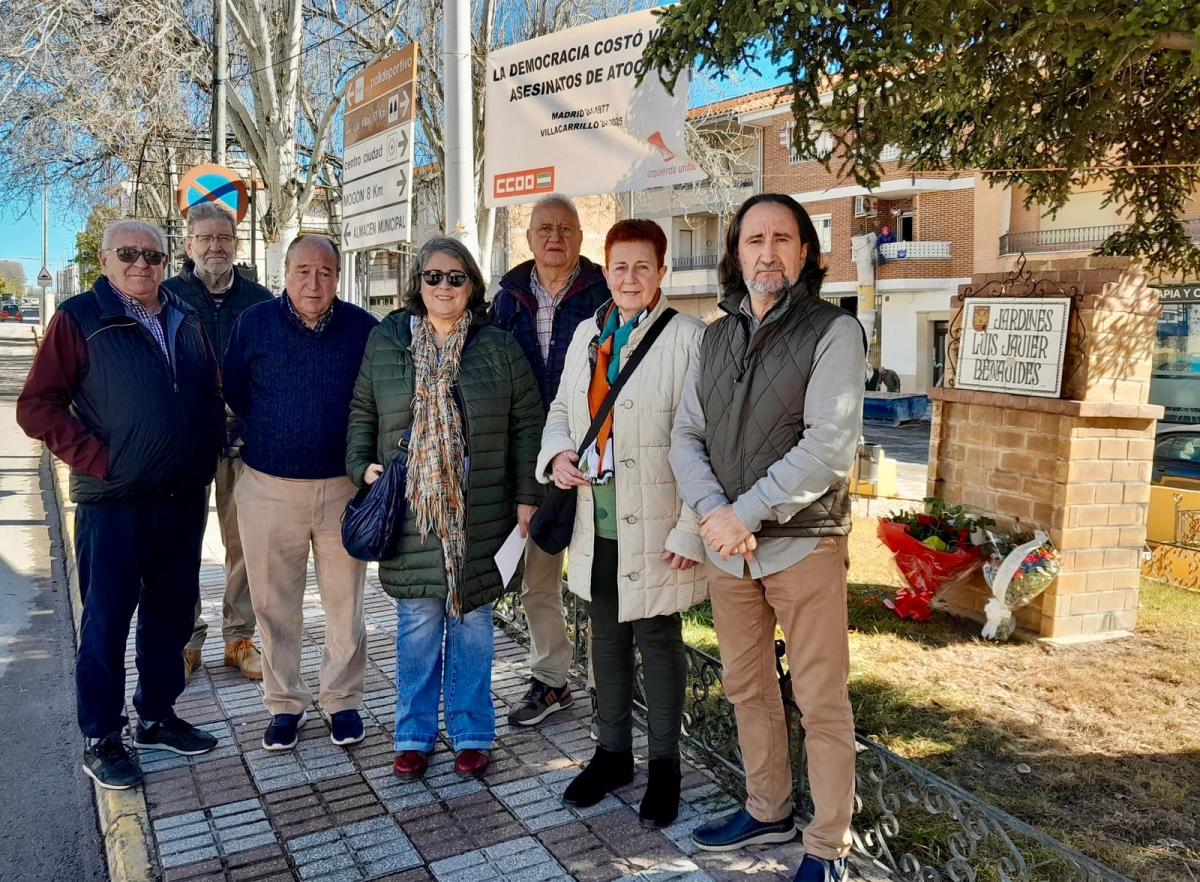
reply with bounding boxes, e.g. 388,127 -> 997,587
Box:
707,535 -> 856,860
188,456 -> 255,651
236,465 -> 367,716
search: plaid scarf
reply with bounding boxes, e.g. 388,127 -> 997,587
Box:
406,312 -> 472,618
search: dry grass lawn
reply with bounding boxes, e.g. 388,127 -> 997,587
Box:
683,518 -> 1200,880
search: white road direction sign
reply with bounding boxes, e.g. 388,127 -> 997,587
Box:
342,164 -> 409,220
343,127 -> 413,182
343,203 -> 412,252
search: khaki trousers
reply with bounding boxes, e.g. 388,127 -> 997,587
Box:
188,455 -> 256,651
707,536 -> 856,860
520,541 -> 572,688
235,466 -> 367,716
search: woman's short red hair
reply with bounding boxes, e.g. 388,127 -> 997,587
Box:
604,219 -> 668,268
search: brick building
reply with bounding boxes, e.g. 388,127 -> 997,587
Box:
634,87 -> 1200,399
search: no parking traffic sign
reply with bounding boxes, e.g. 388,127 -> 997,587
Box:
176,163 -> 250,224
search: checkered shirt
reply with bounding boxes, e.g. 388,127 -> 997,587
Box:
529,263 -> 580,361
283,292 -> 334,334
111,283 -> 170,364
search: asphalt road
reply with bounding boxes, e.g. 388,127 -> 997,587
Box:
0,319 -> 108,881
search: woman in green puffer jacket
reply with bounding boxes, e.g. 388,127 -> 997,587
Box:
346,237 -> 544,782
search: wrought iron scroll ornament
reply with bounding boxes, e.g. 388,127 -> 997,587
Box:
945,253 -> 1088,394
494,586 -> 1131,882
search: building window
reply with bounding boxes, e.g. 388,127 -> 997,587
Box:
780,124 -> 834,165
1153,290 -> 1200,424
810,214 -> 833,254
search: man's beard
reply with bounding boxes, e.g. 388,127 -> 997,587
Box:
197,258 -> 233,277
744,270 -> 796,298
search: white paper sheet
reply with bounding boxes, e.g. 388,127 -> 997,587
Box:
494,524 -> 528,587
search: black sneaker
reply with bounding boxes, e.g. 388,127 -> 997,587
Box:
329,709 -> 365,746
133,715 -> 218,756
83,734 -> 144,790
507,677 -> 574,726
262,711 -> 307,751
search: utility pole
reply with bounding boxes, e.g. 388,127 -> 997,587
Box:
443,0 -> 478,259
211,0 -> 227,164
40,182 -> 50,331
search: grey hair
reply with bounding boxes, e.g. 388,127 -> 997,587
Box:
285,234 -> 341,269
185,201 -> 237,235
528,194 -> 580,228
101,219 -> 167,251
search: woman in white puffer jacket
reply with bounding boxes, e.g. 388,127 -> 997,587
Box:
535,219 -> 707,830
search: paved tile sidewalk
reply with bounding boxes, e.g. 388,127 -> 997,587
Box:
114,540 -> 826,881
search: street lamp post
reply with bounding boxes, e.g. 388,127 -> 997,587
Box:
443,0 -> 479,260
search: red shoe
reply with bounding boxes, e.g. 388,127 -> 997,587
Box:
392,751 -> 429,780
454,749 -> 491,778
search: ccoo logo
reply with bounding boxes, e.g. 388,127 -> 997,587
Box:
493,167 -> 555,200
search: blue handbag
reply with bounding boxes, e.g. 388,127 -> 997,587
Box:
342,431 -> 411,562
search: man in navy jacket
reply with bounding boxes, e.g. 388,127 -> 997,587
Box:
165,201 -> 272,683
489,195 -> 610,727
18,219 -> 225,790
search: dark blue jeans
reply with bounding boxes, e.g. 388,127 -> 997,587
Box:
74,488 -> 208,738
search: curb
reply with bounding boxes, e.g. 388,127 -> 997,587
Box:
48,454 -> 159,882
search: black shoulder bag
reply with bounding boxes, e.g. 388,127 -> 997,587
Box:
529,308 -> 677,555
342,429 -> 411,562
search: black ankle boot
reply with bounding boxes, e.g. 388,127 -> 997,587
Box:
639,757 -> 681,828
562,746 -> 634,808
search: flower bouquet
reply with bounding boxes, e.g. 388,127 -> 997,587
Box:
979,530 -> 1062,640
877,498 -> 991,622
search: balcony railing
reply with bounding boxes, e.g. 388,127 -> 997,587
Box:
879,240 -> 951,260
1000,219 -> 1200,255
672,254 -> 720,271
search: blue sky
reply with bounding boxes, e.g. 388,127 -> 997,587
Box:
0,197 -> 80,291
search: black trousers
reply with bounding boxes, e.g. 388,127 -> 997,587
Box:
74,488 -> 208,738
588,537 -> 687,759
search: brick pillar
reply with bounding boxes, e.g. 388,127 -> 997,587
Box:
928,258 -> 1163,640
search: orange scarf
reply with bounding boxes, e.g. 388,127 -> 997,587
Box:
585,293 -> 660,472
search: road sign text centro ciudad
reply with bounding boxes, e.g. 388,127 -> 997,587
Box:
342,44 -> 417,252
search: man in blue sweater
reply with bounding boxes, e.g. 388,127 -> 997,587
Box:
222,235 -> 378,751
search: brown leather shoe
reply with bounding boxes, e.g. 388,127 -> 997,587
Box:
392,751 -> 429,781
183,649 -> 203,682
224,638 -> 263,681
454,749 -> 491,778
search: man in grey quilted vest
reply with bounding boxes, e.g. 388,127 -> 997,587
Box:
670,193 -> 865,882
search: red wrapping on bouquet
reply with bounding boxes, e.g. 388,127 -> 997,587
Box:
877,520 -> 982,621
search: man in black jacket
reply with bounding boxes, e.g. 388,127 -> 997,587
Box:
490,195 -> 610,727
165,202 -> 272,683
18,219 -> 225,790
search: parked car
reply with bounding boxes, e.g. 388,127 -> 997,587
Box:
1153,424 -> 1200,489
0,300 -> 23,322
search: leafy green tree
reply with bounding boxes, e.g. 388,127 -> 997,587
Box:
643,1 -> 1200,275
74,204 -> 122,291
0,259 -> 26,296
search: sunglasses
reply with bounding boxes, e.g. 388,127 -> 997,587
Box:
105,247 -> 167,266
420,269 -> 469,288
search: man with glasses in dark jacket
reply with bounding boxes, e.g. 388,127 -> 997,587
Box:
18,219 -> 225,790
166,201 -> 272,683
490,194 -> 610,727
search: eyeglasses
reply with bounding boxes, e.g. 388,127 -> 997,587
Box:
190,234 -> 236,247
531,224 -> 579,240
420,270 -> 469,288
104,247 -> 167,266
